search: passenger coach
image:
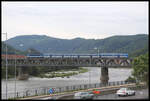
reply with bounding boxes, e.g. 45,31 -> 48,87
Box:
26,53 -> 128,58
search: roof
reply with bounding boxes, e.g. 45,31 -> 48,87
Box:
1,54 -> 26,59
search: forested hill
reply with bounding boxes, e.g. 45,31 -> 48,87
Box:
1,42 -> 23,55
2,42 -> 42,55
5,34 -> 148,57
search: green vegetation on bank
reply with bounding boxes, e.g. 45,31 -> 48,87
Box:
37,67 -> 88,78
125,53 -> 149,85
2,66 -> 16,79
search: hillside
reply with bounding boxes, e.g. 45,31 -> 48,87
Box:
1,42 -> 24,55
129,45 -> 148,57
1,42 -> 42,55
5,34 -> 148,57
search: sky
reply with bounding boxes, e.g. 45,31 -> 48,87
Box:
2,1 -> 149,41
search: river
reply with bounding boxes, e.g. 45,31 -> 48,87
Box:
1,67 -> 132,99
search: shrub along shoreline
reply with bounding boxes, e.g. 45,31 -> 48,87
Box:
37,67 -> 89,78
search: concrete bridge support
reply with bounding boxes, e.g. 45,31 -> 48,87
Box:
100,67 -> 109,84
17,67 -> 29,80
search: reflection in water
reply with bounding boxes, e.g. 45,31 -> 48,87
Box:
1,67 -> 132,97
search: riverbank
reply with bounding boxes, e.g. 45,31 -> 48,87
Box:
2,67 -> 132,99
37,67 -> 89,78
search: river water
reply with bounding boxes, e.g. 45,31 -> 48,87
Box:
1,67 -> 132,99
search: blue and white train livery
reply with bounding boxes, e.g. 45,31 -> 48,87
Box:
26,53 -> 128,58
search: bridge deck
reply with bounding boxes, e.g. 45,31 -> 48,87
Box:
2,57 -> 132,67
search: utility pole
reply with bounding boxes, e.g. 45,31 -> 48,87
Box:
89,67 -> 91,88
3,33 -> 8,99
89,55 -> 92,88
14,50 -> 17,98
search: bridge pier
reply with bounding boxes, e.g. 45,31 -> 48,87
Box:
100,67 -> 109,84
17,67 -> 29,80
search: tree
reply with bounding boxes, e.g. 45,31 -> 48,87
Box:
132,53 -> 149,85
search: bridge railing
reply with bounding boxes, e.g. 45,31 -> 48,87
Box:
2,80 -> 139,99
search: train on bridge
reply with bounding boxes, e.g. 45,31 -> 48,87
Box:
1,53 -> 128,59
26,53 -> 128,58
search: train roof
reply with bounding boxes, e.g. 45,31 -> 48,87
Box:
27,53 -> 128,56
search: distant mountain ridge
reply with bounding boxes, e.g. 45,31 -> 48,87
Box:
5,34 -> 148,56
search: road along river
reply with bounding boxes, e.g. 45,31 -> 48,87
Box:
1,67 -> 132,99
93,89 -> 148,100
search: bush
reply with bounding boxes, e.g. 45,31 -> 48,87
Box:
125,76 -> 136,83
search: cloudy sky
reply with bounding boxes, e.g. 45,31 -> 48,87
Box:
2,1 -> 148,41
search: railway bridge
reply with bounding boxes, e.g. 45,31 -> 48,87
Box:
1,54 -> 132,84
